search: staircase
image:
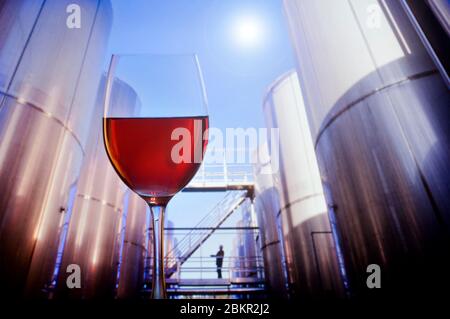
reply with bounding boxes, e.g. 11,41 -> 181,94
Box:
165,190 -> 249,277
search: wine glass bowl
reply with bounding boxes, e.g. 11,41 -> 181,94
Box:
103,54 -> 208,298
104,115 -> 209,206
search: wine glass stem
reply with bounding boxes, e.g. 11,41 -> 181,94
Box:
150,205 -> 167,299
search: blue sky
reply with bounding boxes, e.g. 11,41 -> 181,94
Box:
107,0 -> 295,130
106,0 -> 295,274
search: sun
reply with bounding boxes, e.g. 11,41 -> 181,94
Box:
233,15 -> 264,48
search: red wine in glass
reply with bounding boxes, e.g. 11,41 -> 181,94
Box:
104,116 -> 208,205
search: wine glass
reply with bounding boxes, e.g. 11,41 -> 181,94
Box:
103,54 -> 209,299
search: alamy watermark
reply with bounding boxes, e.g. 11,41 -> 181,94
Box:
66,3 -> 81,29
366,3 -> 382,29
170,120 -> 280,174
366,264 -> 381,289
66,264 -> 81,289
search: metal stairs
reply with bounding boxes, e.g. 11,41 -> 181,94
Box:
165,190 -> 249,277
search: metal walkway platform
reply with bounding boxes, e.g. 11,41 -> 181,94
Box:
166,277 -> 265,286
167,287 -> 266,296
165,277 -> 266,297
183,182 -> 254,192
184,161 -> 254,192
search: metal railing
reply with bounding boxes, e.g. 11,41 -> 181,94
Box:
143,256 -> 267,298
142,226 -> 266,297
165,256 -> 265,284
165,191 -> 249,273
185,150 -> 254,190
189,163 -> 253,185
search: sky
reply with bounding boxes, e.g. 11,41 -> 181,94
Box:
107,0 -> 295,130
106,0 -> 295,277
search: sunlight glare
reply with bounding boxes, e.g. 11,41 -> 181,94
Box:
233,15 -> 264,48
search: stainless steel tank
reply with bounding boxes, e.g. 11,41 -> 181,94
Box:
54,112 -> 125,299
0,0 -> 112,298
253,143 -> 287,297
229,238 -> 239,281
165,220 -> 175,258
263,71 -> 345,299
142,215 -> 153,290
283,0 -> 450,298
234,220 -> 246,279
55,76 -> 139,299
228,202 -> 260,282
427,0 -> 450,36
116,193 -> 148,299
238,199 -> 259,279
